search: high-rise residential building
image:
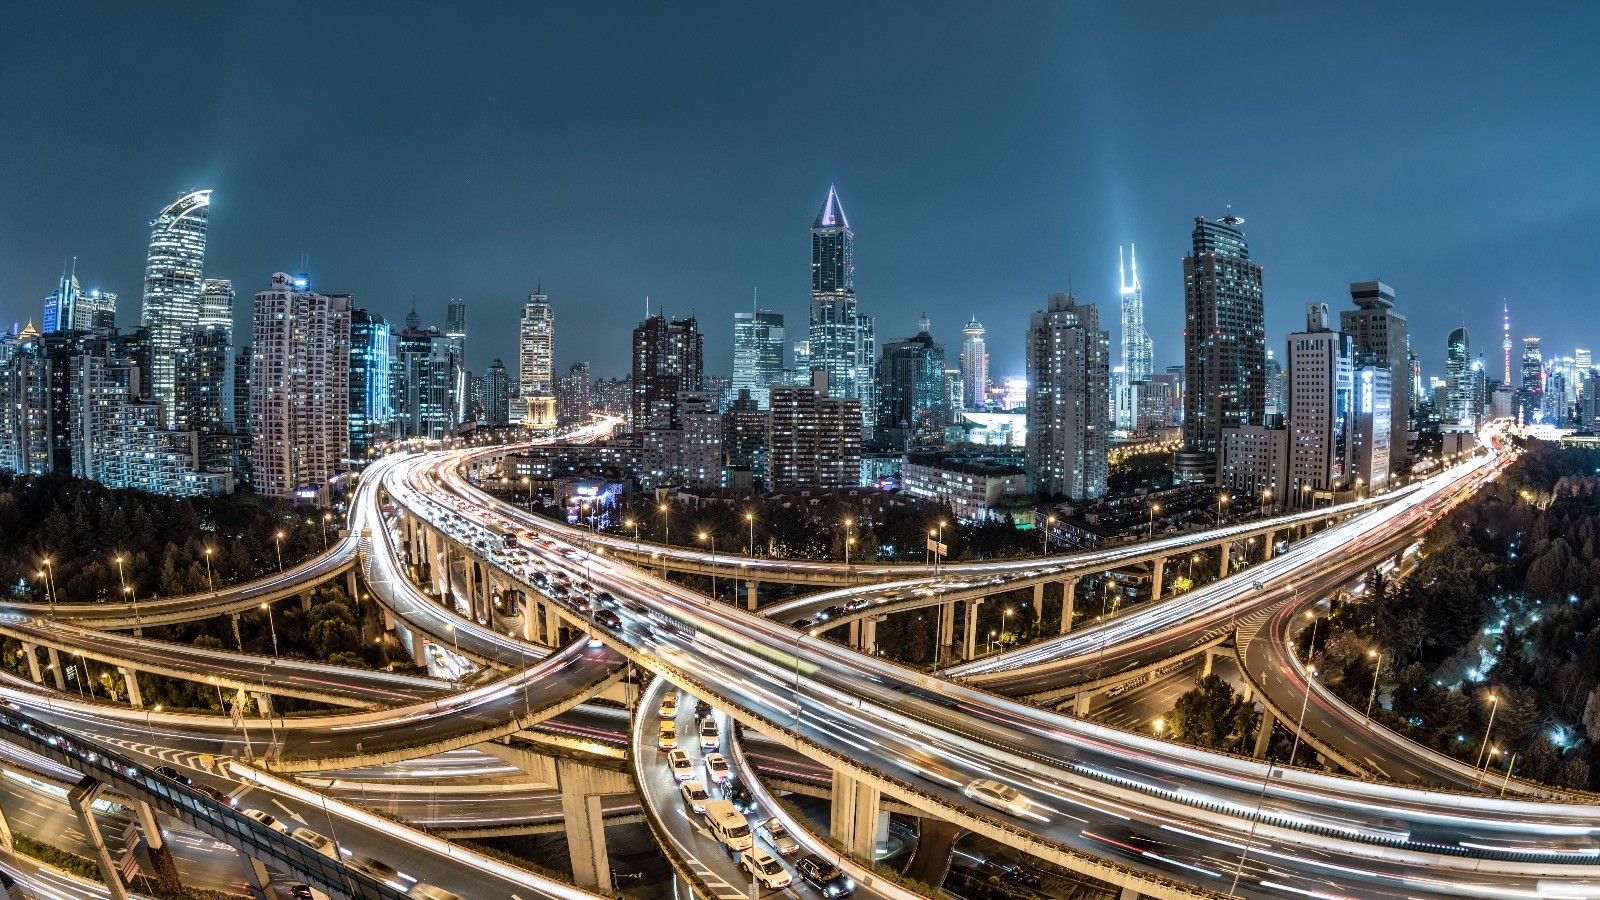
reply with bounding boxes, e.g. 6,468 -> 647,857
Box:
1340,280 -> 1409,469
1133,375 -> 1182,435
250,273 -> 350,501
173,324 -> 234,432
1177,213 -> 1265,481
43,260 -> 116,334
639,391 -> 723,488
200,278 -> 235,339
1025,293 -> 1110,500
0,325 -> 53,475
555,362 -> 592,426
732,301 -> 785,409
807,185 -> 876,436
959,318 -> 988,410
349,306 -> 391,459
790,340 -> 811,385
233,346 -> 252,437
390,308 -> 457,441
875,314 -> 949,449
631,314 -> 703,429
1115,245 -> 1154,431
1445,327 -> 1473,427
1286,303 -> 1354,505
767,372 -> 861,489
482,359 -> 511,427
141,189 -> 213,420
1264,349 -> 1286,419
723,389 -> 768,480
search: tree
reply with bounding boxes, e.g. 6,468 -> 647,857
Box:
310,619 -> 362,659
1168,674 -> 1249,750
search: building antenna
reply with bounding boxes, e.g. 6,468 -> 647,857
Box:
753,287 -> 758,315
645,295 -> 650,319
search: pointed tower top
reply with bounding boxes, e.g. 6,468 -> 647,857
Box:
20,320 -> 39,339
405,297 -> 421,331
813,184 -> 849,230
918,312 -> 930,334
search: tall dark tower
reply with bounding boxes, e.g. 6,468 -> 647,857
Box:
1175,212 -> 1266,481
807,185 -> 875,437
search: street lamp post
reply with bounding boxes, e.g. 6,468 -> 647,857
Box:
1148,503 -> 1161,540
1217,493 -> 1230,526
322,512 -> 334,550
625,518 -> 639,554
657,504 -> 671,575
745,512 -> 756,558
935,520 -> 947,575
1286,611 -> 1320,768
1365,650 -> 1383,717
698,532 -> 717,600
124,586 -> 141,631
1042,515 -> 1056,556
38,560 -> 57,621
1475,693 -> 1500,784
274,531 -> 285,572
204,547 -> 215,592
260,603 -> 279,657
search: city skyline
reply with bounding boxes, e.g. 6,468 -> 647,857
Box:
3,4 -> 1596,383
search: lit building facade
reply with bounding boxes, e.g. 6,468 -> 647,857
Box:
1177,214 -> 1265,480
141,190 -> 212,420
807,185 -> 876,436
732,306 -> 785,409
959,317 -> 988,410
632,314 -> 703,429
767,372 -> 861,489
1341,280 -> 1407,468
874,314 -> 948,449
1286,303 -> 1353,505
1025,293 -> 1109,500
519,290 -> 554,421
250,273 -> 351,501
349,306 -> 391,458
482,358 -> 511,427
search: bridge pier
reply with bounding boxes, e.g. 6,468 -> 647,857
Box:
252,692 -> 273,718
241,853 -> 273,900
556,759 -> 616,891
857,616 -> 883,655
1150,556 -> 1165,600
1061,576 -> 1079,634
1032,582 -> 1044,626
19,642 -> 41,683
68,778 -> 129,900
1073,690 -> 1094,716
961,598 -> 985,661
1265,529 -> 1276,559
830,768 -> 888,860
134,798 -> 183,894
1219,542 -> 1232,578
120,667 -> 143,708
938,601 -> 957,660
346,567 -> 358,602
409,627 -> 428,667
231,612 -> 243,651
1119,888 -> 1144,899
46,647 -> 66,690
0,769 -> 13,849
1253,708 -> 1276,758
745,579 -> 758,611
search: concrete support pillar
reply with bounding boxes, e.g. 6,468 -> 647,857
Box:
46,647 -> 66,691
383,610 -> 397,632
1219,542 -> 1232,579
1060,577 -> 1079,634
68,778 -> 128,900
135,799 -> 183,894
1120,888 -> 1144,899
299,594 -> 312,614
1074,691 -> 1093,717
938,601 -> 957,659
241,853 -> 272,900
19,642 -> 41,683
252,692 -> 273,718
520,600 -> 538,642
230,613 -> 243,651
1264,530 -> 1276,559
1151,556 -> 1165,600
961,598 -> 985,661
556,759 -> 614,892
1253,708 -> 1276,758
120,667 -> 143,709
410,628 -> 428,667
346,567 -> 358,602
847,619 -> 861,647
1032,582 -> 1044,626
858,616 -> 882,655
830,768 -> 886,860
745,580 -> 758,611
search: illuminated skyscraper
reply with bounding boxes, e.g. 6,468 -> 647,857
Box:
1445,327 -> 1473,427
250,273 -> 350,501
807,185 -> 876,436
201,278 -> 234,340
141,190 -> 213,420
632,314 -> 703,429
482,358 -> 511,427
1177,213 -> 1265,481
732,298 -> 785,409
1025,293 -> 1109,500
518,290 -> 554,422
875,314 -> 948,449
43,260 -> 116,334
1119,245 -> 1153,383
1340,280 -> 1408,469
959,317 -> 987,409
349,306 -> 391,458
445,300 -> 467,421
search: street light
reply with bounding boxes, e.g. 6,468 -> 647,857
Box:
657,503 -> 671,576
124,586 -> 141,631
1475,693 -> 1500,784
1287,664 -> 1318,768
274,531 -> 285,572
744,512 -> 757,558
625,518 -> 639,554
204,547 -> 215,592
1042,515 -> 1056,556
1216,493 -> 1230,526
37,560 -> 56,621
1148,503 -> 1161,540
698,531 -> 717,600
1365,650 -> 1383,717
322,512 -> 334,550
260,603 -> 279,657
1154,717 -> 1165,737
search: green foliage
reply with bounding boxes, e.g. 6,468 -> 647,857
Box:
1167,673 -> 1256,752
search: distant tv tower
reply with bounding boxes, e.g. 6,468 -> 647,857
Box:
1502,303 -> 1512,385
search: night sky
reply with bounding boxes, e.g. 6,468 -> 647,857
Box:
2,3 -> 1596,383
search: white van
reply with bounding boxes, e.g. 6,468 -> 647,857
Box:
703,798 -> 753,851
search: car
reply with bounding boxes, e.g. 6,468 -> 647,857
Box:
658,719 -> 677,748
679,780 -> 711,813
694,699 -> 712,720
290,827 -> 338,860
196,784 -> 236,807
659,692 -> 680,718
593,609 -> 622,628
791,617 -> 814,629
268,882 -> 313,900
242,809 -> 288,834
347,855 -> 414,890
962,778 -> 1032,817
844,597 -> 869,611
795,854 -> 854,897
408,885 -> 463,900
739,846 -> 792,889
699,718 -> 720,749
667,749 -> 695,781
724,780 -> 757,814
154,765 -> 191,786
758,817 -> 800,855
703,752 -> 732,783
821,605 -> 847,620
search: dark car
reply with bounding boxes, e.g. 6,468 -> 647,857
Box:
593,609 -> 622,629
594,591 -> 617,607
694,700 -> 712,720
196,784 -> 235,806
821,605 -> 846,620
269,882 -> 313,900
792,618 -> 814,629
154,765 -> 191,786
724,780 -> 758,814
796,854 -> 854,897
